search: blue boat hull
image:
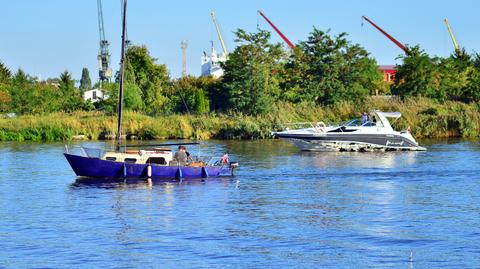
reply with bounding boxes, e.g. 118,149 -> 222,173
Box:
64,153 -> 228,179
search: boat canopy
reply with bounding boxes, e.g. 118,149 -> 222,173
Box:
375,111 -> 401,118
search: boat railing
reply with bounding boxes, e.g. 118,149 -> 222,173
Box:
64,145 -> 105,158
279,121 -> 338,131
205,156 -> 223,166
280,122 -> 318,130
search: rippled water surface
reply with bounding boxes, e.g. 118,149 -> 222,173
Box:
1,139 -> 480,268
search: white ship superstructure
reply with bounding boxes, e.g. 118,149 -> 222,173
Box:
201,45 -> 226,78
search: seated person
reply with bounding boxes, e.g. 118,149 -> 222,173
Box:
221,153 -> 229,164
174,145 -> 188,165
185,148 -> 194,163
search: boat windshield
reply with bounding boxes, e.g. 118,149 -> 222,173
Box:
344,119 -> 363,126
343,119 -> 377,127
362,121 -> 377,127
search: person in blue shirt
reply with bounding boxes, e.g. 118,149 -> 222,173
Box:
361,112 -> 369,124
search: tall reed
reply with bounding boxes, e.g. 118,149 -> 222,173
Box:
1,98 -> 479,141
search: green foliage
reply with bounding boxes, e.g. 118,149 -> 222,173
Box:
1,98 -> 479,142
4,68 -> 89,115
59,70 -> 88,112
171,76 -> 213,114
0,60 -> 11,84
123,45 -> 172,114
194,89 -> 209,113
0,87 -> 11,113
393,46 -> 443,100
79,67 -> 92,92
10,82 -> 61,114
12,69 -> 30,85
221,29 -> 285,115
97,82 -> 144,113
282,28 -> 381,105
393,45 -> 480,102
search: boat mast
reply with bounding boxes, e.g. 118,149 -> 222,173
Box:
116,0 -> 127,152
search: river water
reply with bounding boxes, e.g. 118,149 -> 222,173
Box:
0,139 -> 479,268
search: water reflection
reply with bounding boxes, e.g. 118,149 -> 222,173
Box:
299,151 -> 421,169
70,177 -> 234,189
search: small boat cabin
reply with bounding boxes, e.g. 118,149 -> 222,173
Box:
102,148 -> 173,166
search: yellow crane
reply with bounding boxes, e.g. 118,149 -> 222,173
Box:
210,11 -> 228,57
444,18 -> 460,54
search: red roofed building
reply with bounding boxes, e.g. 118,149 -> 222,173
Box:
378,65 -> 396,82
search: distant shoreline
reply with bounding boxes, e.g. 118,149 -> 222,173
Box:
1,97 -> 479,142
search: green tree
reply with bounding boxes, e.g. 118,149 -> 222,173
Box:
171,75 -> 213,114
392,46 -> 446,101
282,28 -> 380,105
123,45 -> 172,114
12,69 -> 30,85
0,85 -> 11,113
194,89 -> 209,113
0,61 -> 12,112
221,29 -> 285,115
79,67 -> 92,92
97,82 -> 144,113
9,69 -> 35,114
8,69 -> 63,114
59,70 -> 85,112
0,60 -> 11,85
437,55 -> 474,101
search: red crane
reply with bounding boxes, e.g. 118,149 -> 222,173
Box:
361,16 -> 408,54
258,10 -> 296,49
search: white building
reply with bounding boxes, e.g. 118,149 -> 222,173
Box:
84,88 -> 107,103
201,46 -> 227,78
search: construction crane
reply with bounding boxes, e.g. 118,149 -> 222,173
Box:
258,10 -> 295,50
210,11 -> 228,56
444,18 -> 460,54
97,0 -> 112,82
361,16 -> 408,54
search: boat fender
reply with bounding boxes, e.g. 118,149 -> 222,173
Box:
315,121 -> 326,133
176,167 -> 183,179
201,167 -> 209,178
147,165 -> 152,178
123,164 -> 127,177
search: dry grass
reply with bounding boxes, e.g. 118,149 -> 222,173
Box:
1,98 -> 479,141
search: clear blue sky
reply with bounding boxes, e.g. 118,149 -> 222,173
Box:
0,0 -> 479,81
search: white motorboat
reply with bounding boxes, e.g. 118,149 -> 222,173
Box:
272,111 -> 426,152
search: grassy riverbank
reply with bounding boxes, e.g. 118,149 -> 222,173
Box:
1,97 -> 479,142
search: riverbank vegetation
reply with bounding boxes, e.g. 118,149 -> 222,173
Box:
1,97 -> 479,141
1,27 -> 480,141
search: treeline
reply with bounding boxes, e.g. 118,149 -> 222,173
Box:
0,68 -> 93,114
1,27 -> 479,117
393,46 -> 480,102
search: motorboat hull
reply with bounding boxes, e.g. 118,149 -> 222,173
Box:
64,153 -> 231,179
277,133 -> 426,152
273,111 -> 426,152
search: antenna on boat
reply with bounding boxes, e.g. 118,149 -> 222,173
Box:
115,0 -> 127,152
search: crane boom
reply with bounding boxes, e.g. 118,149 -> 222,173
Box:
210,11 -> 228,56
97,0 -> 105,42
362,16 -> 408,54
444,18 -> 460,54
258,10 -> 295,49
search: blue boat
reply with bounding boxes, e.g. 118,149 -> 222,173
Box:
64,0 -> 238,180
64,147 -> 236,179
